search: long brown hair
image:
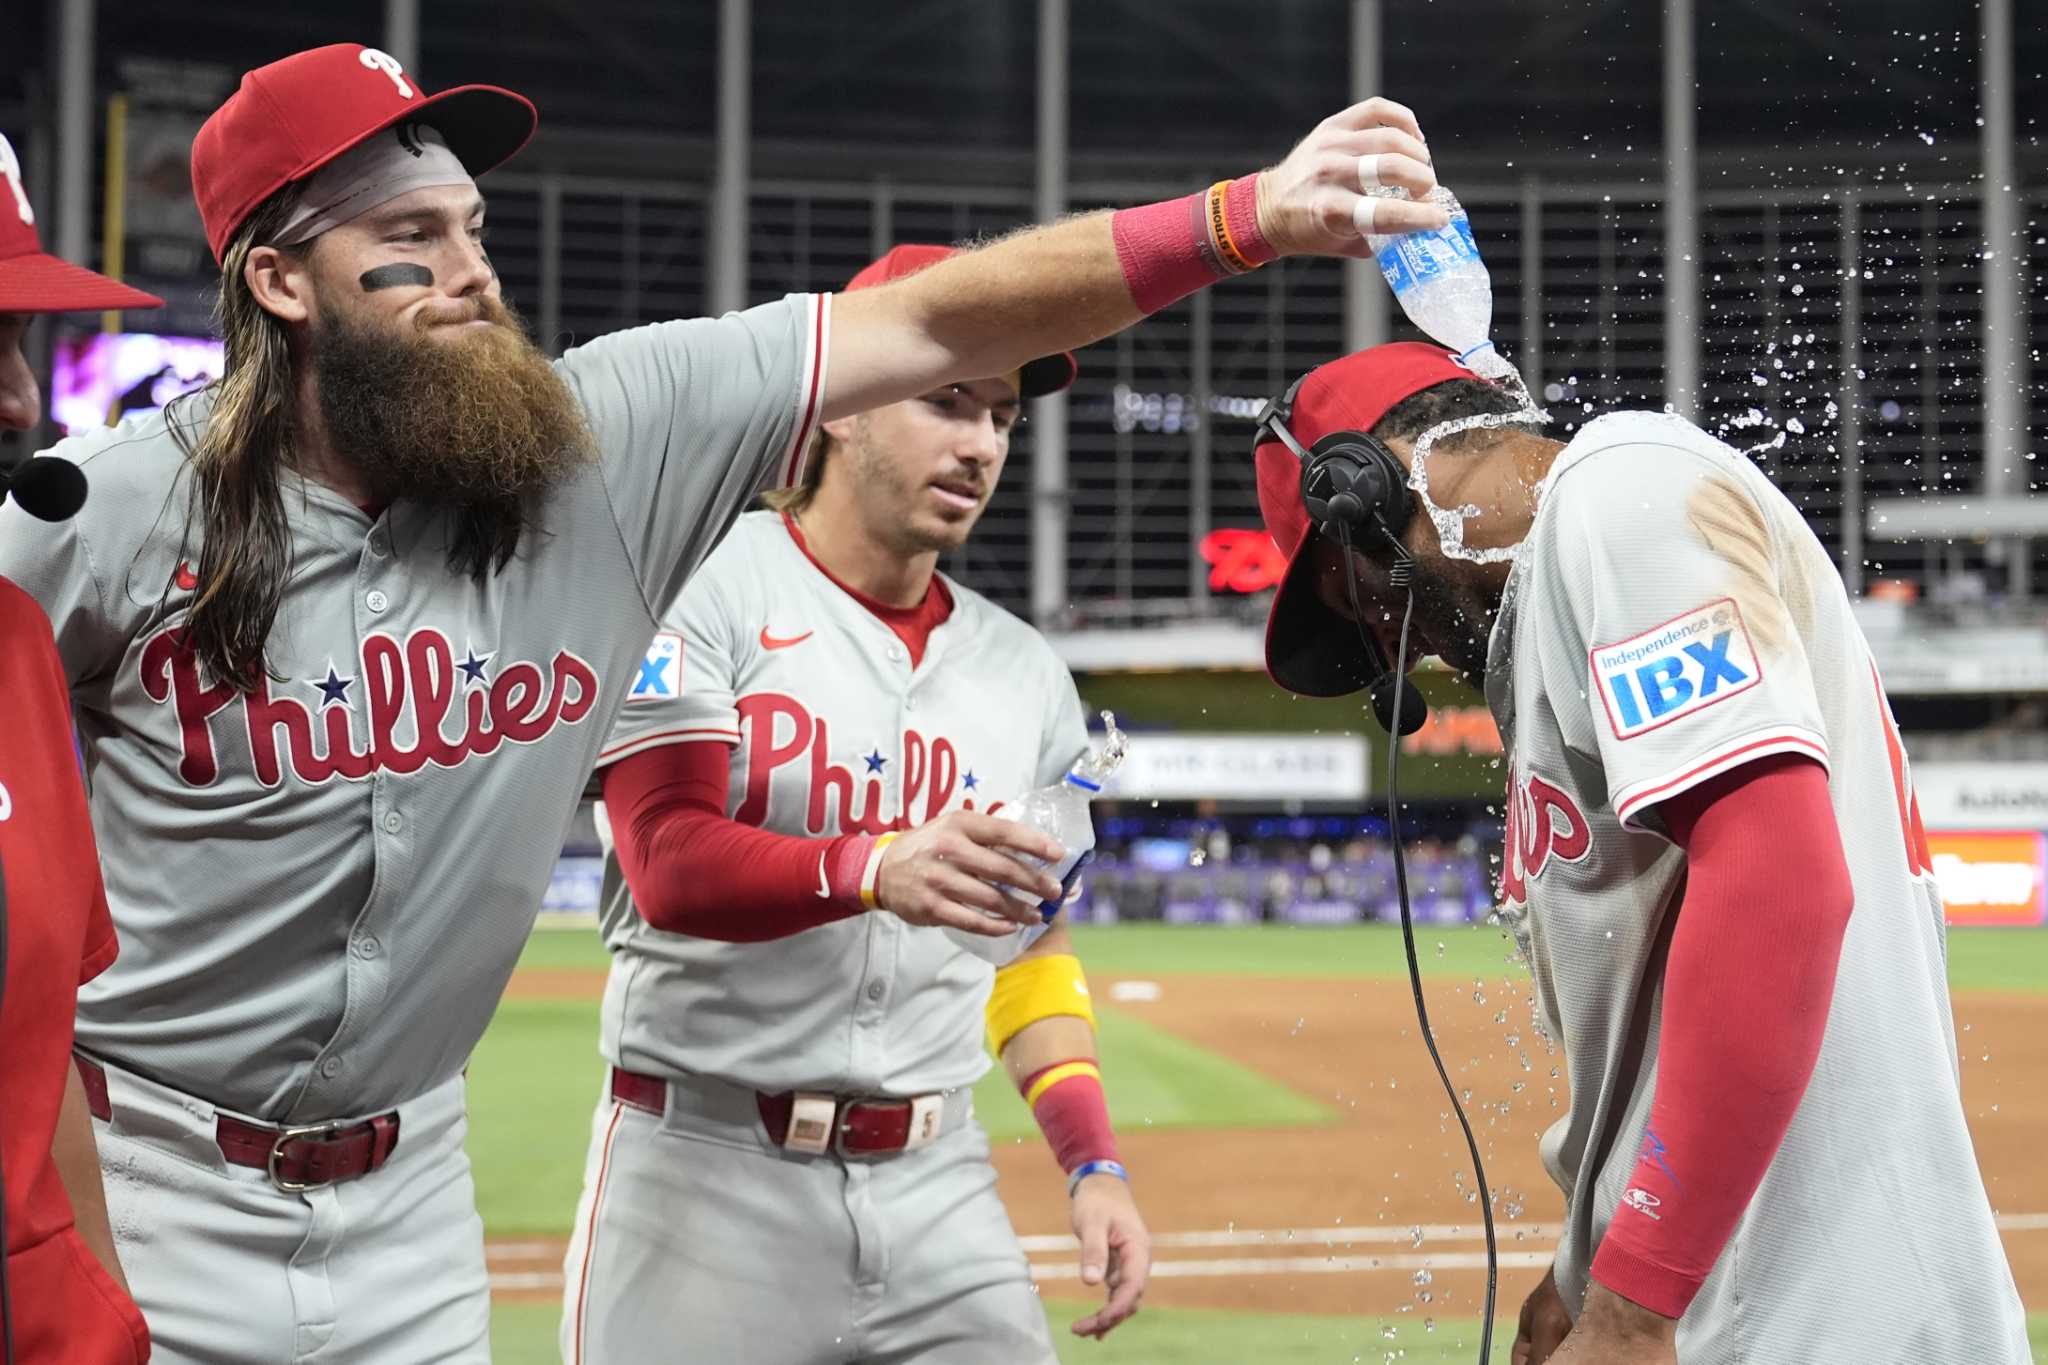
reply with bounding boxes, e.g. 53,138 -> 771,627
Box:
164,186 -> 304,691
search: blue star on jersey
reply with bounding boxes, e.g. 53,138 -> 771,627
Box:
864,749 -> 887,773
310,665 -> 354,709
458,646 -> 492,688
963,771 -> 980,790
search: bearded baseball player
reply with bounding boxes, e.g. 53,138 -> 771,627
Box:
0,38 -> 1447,1363
562,242 -> 1147,1365
1252,343 -> 2029,1364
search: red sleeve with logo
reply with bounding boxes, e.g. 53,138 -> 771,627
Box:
1589,753 -> 1854,1319
603,740 -> 877,942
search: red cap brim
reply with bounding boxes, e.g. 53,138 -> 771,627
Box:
1020,350 -> 1077,398
1262,524 -> 1388,698
0,253 -> 164,313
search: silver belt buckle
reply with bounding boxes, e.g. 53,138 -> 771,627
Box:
782,1092 -> 837,1157
267,1121 -> 349,1193
833,1093 -> 946,1157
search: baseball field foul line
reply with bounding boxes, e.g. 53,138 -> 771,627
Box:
484,1212 -> 2048,1294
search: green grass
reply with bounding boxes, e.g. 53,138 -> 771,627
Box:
976,1005 -> 1333,1141
491,1302 -> 2048,1363
510,921 -> 2048,995
468,997 -> 607,1236
467,991 -> 1331,1235
1942,927 -> 2048,994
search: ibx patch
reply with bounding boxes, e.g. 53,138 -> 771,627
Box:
628,631 -> 683,703
1590,598 -> 1760,740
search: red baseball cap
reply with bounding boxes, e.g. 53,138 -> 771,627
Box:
192,43 -> 537,263
845,244 -> 1077,399
1256,341 -> 1497,697
0,136 -> 163,313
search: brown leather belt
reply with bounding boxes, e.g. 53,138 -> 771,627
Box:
610,1066 -> 947,1158
75,1055 -> 401,1192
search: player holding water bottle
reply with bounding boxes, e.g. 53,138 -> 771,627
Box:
560,247 -> 1150,1365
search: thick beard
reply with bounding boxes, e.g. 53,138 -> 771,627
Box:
311,295 -> 595,510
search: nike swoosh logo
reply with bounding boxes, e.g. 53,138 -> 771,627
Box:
761,626 -> 814,651
815,852 -> 831,899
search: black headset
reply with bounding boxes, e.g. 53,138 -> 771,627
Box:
1254,373 -> 1416,548
1254,375 -> 1429,737
1255,372 -> 1498,1365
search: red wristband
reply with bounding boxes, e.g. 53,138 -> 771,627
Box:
1021,1059 -> 1118,1174
1111,173 -> 1271,315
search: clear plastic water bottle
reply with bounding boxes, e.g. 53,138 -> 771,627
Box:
1366,185 -> 1516,382
943,712 -> 1128,967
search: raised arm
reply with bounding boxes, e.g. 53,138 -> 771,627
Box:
821,98 -> 1445,420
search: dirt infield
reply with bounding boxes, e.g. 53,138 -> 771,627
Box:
495,967 -> 2048,1322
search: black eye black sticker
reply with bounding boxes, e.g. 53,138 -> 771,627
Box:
358,263 -> 435,292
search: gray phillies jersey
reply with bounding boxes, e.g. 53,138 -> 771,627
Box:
1486,412 -> 2028,1362
593,509 -> 1089,1095
0,294 -> 831,1122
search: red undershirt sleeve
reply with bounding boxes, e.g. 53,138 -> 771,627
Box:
602,740 -> 878,942
1589,752 -> 1855,1319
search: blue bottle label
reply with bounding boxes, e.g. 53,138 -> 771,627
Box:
1374,214 -> 1480,296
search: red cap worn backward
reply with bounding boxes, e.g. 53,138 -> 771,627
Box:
191,43 -> 537,263
844,243 -> 1077,399
0,135 -> 163,313
1256,342 -> 1499,697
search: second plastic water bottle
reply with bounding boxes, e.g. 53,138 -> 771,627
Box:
941,714 -> 1127,968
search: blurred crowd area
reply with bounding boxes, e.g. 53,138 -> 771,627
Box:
1070,814 -> 1501,926
543,810 -> 1508,929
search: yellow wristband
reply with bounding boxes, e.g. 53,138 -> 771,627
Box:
860,832 -> 901,910
986,951 -> 1097,1056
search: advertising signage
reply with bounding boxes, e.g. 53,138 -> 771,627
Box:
1928,831 -> 2046,927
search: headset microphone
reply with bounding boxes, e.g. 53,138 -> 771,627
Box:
1368,659 -> 1428,736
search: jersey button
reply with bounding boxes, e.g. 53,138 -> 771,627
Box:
865,979 -> 886,1001
367,531 -> 388,558
887,645 -> 904,663
366,589 -> 390,614
319,1056 -> 342,1078
354,934 -> 381,959
382,811 -> 404,834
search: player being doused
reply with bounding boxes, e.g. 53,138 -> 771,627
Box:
1250,342 -> 2028,1365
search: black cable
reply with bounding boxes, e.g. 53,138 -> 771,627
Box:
1337,523 -> 1498,1363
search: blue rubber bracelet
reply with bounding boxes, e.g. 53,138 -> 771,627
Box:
1067,1158 -> 1129,1198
